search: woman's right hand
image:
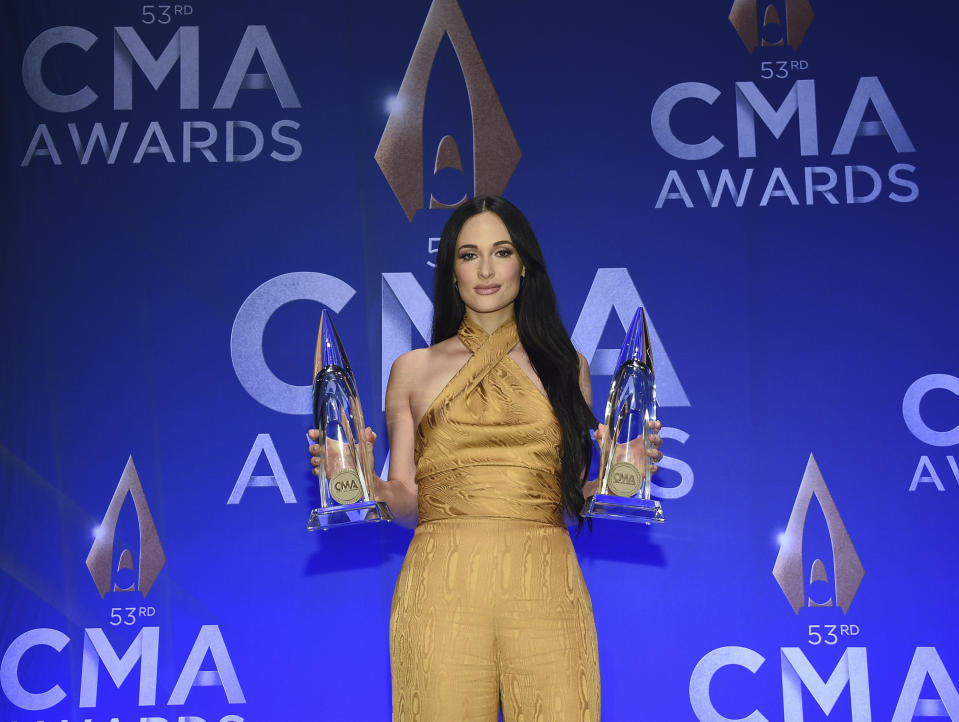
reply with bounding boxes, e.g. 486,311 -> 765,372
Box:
307,428 -> 323,475
307,427 -> 378,481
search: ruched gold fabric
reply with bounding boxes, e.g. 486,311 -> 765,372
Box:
415,316 -> 565,527
390,316 -> 600,721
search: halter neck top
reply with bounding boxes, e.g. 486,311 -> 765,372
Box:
414,315 -> 564,526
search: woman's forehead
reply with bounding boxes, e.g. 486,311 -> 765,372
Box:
455,212 -> 511,247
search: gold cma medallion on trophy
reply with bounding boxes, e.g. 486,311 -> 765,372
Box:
607,462 -> 643,497
329,469 -> 364,505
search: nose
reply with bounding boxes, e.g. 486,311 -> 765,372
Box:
478,255 -> 494,279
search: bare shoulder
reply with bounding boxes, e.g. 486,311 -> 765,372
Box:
389,341 -> 463,395
391,347 -> 430,378
392,340 -> 461,376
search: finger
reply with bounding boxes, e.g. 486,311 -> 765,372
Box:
311,467 -> 320,476
651,420 -> 662,432
646,448 -> 664,461
308,429 -> 319,440
308,444 -> 321,456
649,434 -> 662,448
311,456 -> 321,467
649,463 -> 659,475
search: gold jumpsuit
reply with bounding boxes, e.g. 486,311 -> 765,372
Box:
390,316 -> 601,721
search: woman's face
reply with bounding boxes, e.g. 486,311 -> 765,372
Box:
453,211 -> 524,320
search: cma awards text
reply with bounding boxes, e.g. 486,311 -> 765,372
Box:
652,77 -> 919,209
18,25 -> 303,167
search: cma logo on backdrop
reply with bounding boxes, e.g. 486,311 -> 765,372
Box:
86,455 -> 166,598
689,457 -> 959,721
772,453 -> 864,613
729,0 -> 814,52
1,458 -> 246,714
376,0 -> 521,220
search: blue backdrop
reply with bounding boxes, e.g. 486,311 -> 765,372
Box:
2,1 -> 957,720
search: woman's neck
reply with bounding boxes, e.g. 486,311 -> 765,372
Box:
464,306 -> 515,335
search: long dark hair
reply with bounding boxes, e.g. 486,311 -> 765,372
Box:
431,195 -> 597,527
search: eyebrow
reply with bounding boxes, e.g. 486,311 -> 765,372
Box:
456,240 -> 514,250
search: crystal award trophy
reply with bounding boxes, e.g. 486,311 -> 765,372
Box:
582,307 -> 664,524
307,310 -> 392,530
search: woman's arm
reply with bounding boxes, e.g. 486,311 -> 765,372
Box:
374,351 -> 421,527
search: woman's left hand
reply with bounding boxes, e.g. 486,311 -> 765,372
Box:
584,420 -> 664,497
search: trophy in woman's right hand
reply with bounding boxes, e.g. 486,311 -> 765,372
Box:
307,310 -> 392,530
582,307 -> 665,524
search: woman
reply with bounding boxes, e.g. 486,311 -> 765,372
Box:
311,195 -> 662,720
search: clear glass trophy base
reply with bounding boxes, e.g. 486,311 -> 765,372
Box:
581,494 -> 665,525
307,500 -> 393,531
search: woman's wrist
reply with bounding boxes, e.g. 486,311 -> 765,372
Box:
370,474 -> 390,505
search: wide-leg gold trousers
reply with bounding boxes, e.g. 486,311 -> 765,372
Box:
390,518 -> 600,721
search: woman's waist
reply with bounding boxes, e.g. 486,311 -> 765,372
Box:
415,466 -> 564,526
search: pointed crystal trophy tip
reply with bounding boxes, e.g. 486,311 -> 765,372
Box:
314,309 -> 350,378
616,307 -> 652,371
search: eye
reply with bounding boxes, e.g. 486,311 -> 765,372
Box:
495,248 -> 514,257
457,251 -> 477,261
